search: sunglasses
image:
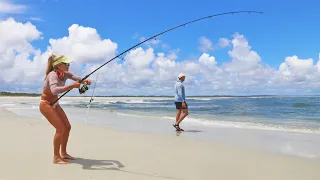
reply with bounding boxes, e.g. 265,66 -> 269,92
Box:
62,62 -> 70,67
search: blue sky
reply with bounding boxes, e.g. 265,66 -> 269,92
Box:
9,0 -> 320,68
1,0 -> 320,95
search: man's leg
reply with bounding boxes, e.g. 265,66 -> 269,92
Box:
174,102 -> 182,130
177,108 -> 188,125
177,102 -> 188,126
176,109 -> 181,124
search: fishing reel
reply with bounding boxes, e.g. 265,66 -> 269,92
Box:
79,83 -> 89,94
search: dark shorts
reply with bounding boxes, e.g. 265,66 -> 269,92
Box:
175,102 -> 188,110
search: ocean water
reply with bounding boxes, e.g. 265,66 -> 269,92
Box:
1,96 -> 320,160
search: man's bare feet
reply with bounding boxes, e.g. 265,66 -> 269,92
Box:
53,157 -> 69,164
61,153 -> 75,160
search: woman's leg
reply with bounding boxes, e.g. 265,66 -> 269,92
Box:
55,105 -> 75,160
39,101 -> 68,164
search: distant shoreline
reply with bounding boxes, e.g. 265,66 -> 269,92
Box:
1,91 -> 320,97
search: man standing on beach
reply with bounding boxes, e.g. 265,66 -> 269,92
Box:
173,73 -> 188,131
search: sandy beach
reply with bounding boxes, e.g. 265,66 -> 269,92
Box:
1,104 -> 320,180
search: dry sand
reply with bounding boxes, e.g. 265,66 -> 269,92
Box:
0,106 -> 320,180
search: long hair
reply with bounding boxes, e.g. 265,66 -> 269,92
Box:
44,55 -> 54,80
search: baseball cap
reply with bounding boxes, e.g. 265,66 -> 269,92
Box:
177,73 -> 185,78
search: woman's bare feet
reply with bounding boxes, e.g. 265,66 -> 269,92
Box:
53,157 -> 69,164
61,153 -> 75,160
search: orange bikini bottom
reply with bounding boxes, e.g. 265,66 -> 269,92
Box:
40,98 -> 59,109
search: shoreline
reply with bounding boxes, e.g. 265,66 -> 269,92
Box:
1,106 -> 320,179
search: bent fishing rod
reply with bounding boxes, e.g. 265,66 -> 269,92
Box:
50,10 -> 263,106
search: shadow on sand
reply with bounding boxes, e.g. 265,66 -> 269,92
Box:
184,130 -> 202,133
176,129 -> 202,136
71,158 -> 124,170
71,158 -> 184,180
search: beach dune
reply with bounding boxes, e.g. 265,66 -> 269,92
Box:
1,106 -> 320,180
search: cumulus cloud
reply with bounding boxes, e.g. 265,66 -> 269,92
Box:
0,18 -> 43,86
199,53 -> 217,67
0,18 -> 41,49
1,18 -> 320,96
123,47 -> 154,70
277,55 -> 320,84
222,33 -> 261,73
49,24 -> 118,65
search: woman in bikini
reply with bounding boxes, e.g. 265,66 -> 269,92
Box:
39,53 -> 91,164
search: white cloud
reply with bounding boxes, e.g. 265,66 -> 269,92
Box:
152,52 -> 177,83
281,56 -> 315,74
198,36 -> 214,52
277,55 -> 320,84
0,0 -> 27,14
183,61 -> 200,74
199,53 -> 217,67
48,24 -> 118,65
218,38 -> 231,48
0,18 -> 43,86
0,18 -> 41,49
167,50 -> 179,61
123,47 -> 155,70
222,33 -> 261,73
1,18 -> 320,96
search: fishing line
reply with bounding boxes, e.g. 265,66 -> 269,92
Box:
85,70 -> 100,123
85,56 -> 124,122
50,10 -> 263,106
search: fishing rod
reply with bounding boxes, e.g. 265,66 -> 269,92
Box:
50,10 -> 263,106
